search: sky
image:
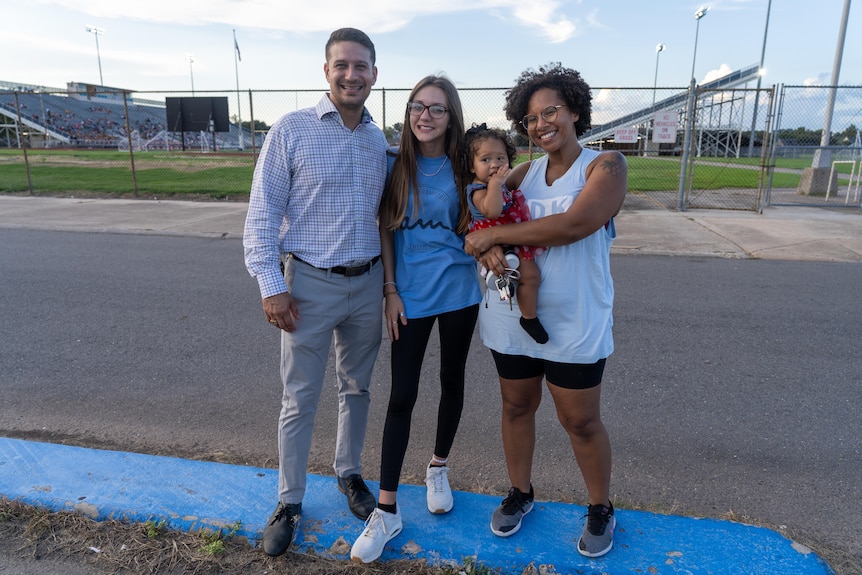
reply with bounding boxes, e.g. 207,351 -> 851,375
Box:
2,0 -> 859,130
3,0 -> 859,91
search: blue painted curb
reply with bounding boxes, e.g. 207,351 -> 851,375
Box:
0,438 -> 833,574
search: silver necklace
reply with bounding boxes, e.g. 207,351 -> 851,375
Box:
417,156 -> 449,177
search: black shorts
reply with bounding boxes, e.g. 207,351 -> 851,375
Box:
490,350 -> 606,390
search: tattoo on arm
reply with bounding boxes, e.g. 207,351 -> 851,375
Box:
600,156 -> 625,177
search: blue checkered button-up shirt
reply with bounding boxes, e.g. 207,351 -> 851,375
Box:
243,94 -> 388,298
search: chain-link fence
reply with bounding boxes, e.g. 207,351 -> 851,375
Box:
2,83 -> 860,211
767,85 -> 862,208
675,85 -> 775,211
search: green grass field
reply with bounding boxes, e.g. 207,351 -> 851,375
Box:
0,149 -> 254,198
0,148 -> 850,199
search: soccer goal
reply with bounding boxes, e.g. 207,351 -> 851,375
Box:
825,160 -> 861,204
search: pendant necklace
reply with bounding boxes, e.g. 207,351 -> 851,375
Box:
417,156 -> 449,178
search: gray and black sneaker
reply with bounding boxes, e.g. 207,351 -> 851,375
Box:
490,485 -> 534,537
577,501 -> 615,557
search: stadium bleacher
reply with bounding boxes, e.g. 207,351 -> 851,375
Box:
0,83 -> 251,150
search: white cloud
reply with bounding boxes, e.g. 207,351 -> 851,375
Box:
593,88 -> 617,104
585,8 -> 607,30
34,0 -> 577,42
703,64 -> 733,84
510,0 -> 577,42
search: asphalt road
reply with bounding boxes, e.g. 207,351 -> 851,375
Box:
1,228 -> 860,571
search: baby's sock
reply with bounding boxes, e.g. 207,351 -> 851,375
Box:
520,317 -> 549,344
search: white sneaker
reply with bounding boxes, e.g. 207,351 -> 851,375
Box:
425,465 -> 454,514
350,507 -> 402,564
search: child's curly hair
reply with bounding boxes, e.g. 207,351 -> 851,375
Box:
459,123 -> 517,185
504,62 -> 592,137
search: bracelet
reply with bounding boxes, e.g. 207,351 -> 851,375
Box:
383,281 -> 397,297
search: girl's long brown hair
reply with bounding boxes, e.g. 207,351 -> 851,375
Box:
380,75 -> 470,234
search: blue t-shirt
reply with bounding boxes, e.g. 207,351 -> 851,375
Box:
391,154 -> 481,319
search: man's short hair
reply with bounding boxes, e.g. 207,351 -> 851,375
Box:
326,28 -> 376,65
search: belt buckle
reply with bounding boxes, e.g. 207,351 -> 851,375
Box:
342,263 -> 367,277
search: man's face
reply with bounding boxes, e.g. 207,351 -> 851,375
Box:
324,41 -> 377,113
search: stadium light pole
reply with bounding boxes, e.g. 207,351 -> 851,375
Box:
186,54 -> 195,95
85,25 -> 104,86
747,0 -> 772,158
643,43 -> 665,157
679,7 -> 709,211
812,0 -> 852,169
653,43 -> 665,108
690,7 -> 709,82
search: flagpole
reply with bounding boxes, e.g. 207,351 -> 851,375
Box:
233,29 -> 244,151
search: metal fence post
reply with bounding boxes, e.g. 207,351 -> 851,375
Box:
248,89 -> 257,164
755,85 -> 776,213
121,91 -> 139,197
13,92 -> 33,194
677,79 -> 697,211
763,83 -> 784,208
382,87 -> 387,141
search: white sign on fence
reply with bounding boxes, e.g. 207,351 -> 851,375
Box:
614,127 -> 639,143
653,111 -> 678,143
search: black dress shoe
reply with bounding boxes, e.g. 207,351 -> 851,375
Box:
337,474 -> 376,520
262,501 -> 302,556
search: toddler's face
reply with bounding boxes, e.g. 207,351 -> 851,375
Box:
472,138 -> 509,183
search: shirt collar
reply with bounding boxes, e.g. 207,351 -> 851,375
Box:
317,93 -> 374,126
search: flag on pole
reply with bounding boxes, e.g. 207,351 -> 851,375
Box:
233,28 -> 244,150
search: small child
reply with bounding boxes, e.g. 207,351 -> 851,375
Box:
462,123 -> 548,344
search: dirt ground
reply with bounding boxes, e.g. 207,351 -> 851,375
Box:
0,498 -> 468,575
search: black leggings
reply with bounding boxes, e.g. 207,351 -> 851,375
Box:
378,304 -> 479,492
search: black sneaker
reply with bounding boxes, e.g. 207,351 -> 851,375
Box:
262,501 -> 301,557
337,474 -> 376,520
577,501 -> 615,557
489,485 -> 534,537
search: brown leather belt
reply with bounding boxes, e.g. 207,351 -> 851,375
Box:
290,253 -> 380,277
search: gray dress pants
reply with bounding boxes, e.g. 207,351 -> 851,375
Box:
276,256 -> 383,504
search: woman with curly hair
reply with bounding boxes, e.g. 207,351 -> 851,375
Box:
464,63 -> 627,558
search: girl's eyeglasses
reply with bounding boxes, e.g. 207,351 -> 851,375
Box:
407,102 -> 449,119
521,105 -> 566,130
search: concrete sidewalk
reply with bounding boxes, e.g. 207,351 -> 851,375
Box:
1,194 -> 861,262
0,438 -> 833,574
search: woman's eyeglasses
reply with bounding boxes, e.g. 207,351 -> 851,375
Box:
521,105 -> 566,130
407,102 -> 449,119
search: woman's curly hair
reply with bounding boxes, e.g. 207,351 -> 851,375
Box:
504,62 -> 592,137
